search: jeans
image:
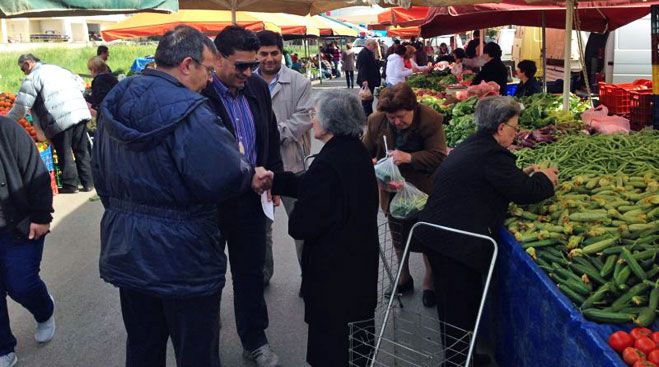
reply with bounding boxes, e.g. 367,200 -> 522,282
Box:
345,71 -> 355,88
217,193 -> 269,352
0,228 -> 53,356
51,121 -> 93,190
120,288 -> 222,367
264,196 -> 304,283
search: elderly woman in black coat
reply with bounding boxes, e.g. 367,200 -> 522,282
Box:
415,96 -> 558,366
271,89 -> 379,367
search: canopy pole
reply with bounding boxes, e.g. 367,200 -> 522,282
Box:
231,0 -> 237,25
542,11 -> 547,93
319,40 -> 323,84
563,0 -> 575,110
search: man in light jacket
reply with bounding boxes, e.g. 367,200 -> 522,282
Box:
8,54 -> 93,194
255,30 -> 313,290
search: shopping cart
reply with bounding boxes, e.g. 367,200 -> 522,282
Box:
349,221 -> 498,367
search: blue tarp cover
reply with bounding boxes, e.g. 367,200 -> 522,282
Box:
493,228 -> 632,367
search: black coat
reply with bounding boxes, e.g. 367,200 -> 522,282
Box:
416,132 -> 554,271
86,72 -> 118,110
0,117 -> 53,237
356,48 -> 381,88
272,135 -> 379,367
515,77 -> 542,98
202,75 -> 283,173
472,58 -> 509,96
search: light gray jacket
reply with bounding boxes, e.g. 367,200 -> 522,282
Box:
269,65 -> 313,173
8,63 -> 91,138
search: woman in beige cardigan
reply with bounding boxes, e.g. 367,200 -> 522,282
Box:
363,83 -> 447,308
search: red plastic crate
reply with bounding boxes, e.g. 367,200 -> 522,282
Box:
629,90 -> 654,130
597,82 -> 609,107
599,80 -> 652,115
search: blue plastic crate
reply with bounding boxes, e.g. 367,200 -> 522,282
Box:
39,146 -> 54,172
506,83 -> 518,96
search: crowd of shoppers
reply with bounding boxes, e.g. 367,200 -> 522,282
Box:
0,24 -> 562,367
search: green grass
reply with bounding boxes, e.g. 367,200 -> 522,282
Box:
0,43 -> 157,93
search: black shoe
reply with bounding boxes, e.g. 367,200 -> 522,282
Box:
385,278 -> 414,297
58,187 -> 79,194
422,289 -> 436,308
80,185 -> 95,192
474,353 -> 492,366
298,284 -> 303,298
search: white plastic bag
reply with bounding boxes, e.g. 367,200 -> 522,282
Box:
374,156 -> 405,192
389,182 -> 428,220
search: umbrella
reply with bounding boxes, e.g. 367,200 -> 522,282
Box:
308,15 -> 359,37
179,0 -> 377,21
101,10 -> 281,41
420,1 -> 657,36
387,25 -> 421,38
377,6 -> 429,27
0,0 -> 177,18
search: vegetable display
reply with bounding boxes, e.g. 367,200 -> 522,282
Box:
609,328 -> 659,366
515,131 -> 659,179
406,69 -> 457,92
518,93 -> 590,130
0,92 -> 38,141
507,170 -> 658,325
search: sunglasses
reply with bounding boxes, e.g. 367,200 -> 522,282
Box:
234,61 -> 261,72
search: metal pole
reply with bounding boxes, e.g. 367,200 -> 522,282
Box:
563,0 -> 575,110
542,11 -> 547,93
318,40 -> 323,84
231,0 -> 237,25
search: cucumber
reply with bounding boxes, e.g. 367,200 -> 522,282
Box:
600,255 -> 618,278
582,308 -> 634,323
621,248 -> 648,281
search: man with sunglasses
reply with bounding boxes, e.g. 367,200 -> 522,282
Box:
255,30 -> 312,293
203,26 -> 283,367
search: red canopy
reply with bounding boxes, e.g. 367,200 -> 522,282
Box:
377,6 -> 430,27
387,26 -> 421,39
420,1 -> 659,37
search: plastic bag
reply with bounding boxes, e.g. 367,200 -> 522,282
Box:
359,85 -> 373,101
583,105 -> 630,134
374,156 -> 405,192
389,182 -> 428,220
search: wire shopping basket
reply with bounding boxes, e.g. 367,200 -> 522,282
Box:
349,222 -> 498,367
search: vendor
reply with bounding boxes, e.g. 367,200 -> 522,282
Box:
414,96 -> 558,366
363,83 -> 447,308
85,56 -> 118,117
450,48 -> 466,76
472,42 -> 509,95
404,45 -> 431,73
515,60 -> 542,98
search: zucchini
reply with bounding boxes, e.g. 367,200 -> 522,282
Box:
553,267 -> 583,283
600,255 -> 618,278
570,263 -> 608,285
581,283 -> 612,309
521,239 -> 559,249
614,266 -> 632,289
610,283 -> 652,311
634,307 -> 657,327
581,236 -> 620,255
621,248 -> 648,281
558,284 -> 586,304
569,212 -> 608,222
582,308 -> 634,323
556,277 -> 591,296
589,256 -> 605,271
649,287 -> 659,310
602,246 -> 625,255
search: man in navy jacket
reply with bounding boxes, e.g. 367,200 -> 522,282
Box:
92,26 -> 272,367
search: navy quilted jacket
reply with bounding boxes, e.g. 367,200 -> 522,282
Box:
92,69 -> 252,297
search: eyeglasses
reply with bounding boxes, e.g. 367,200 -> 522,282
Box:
191,57 -> 215,76
306,110 -> 317,119
504,122 -> 520,133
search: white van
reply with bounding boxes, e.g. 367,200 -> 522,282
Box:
604,15 -> 652,83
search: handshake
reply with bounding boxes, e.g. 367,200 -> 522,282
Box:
252,167 -> 274,195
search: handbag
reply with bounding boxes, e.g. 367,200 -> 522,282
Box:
359,85 -> 373,101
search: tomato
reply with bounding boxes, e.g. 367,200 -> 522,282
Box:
635,337 -> 657,356
631,328 -> 654,340
624,347 -> 647,366
632,361 -> 656,367
652,332 -> 659,345
611,331 -> 637,353
648,350 -> 659,365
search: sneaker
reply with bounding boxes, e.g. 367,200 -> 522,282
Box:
0,353 -> 17,367
35,296 -> 56,343
243,344 -> 280,367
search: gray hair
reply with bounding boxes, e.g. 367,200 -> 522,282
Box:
17,54 -> 40,64
314,90 -> 366,138
474,96 -> 522,134
155,25 -> 217,68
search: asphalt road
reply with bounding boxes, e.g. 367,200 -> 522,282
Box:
6,77 -> 437,367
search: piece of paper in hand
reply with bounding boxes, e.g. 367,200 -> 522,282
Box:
261,191 -> 275,221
